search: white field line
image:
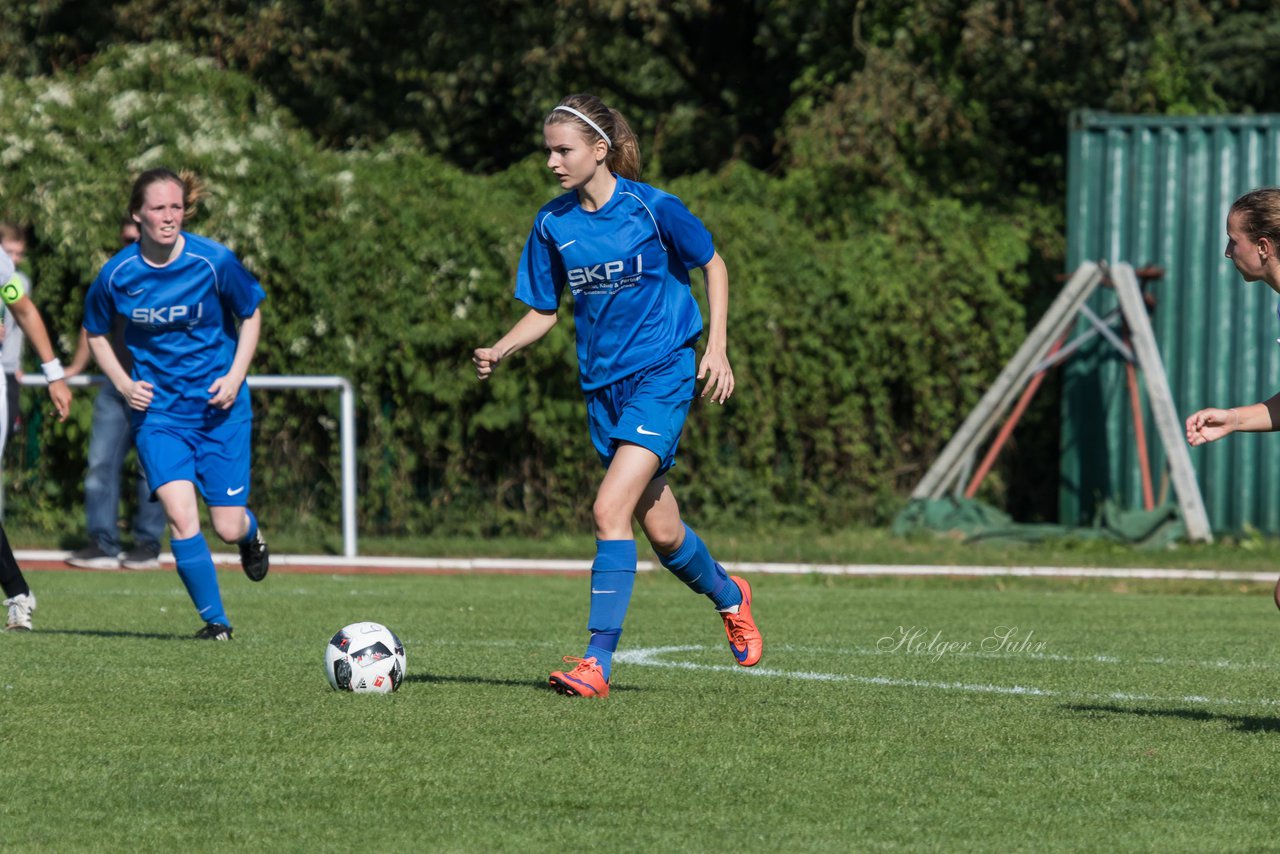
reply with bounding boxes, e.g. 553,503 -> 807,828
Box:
769,643 -> 1280,672
22,549 -> 1278,582
457,638 -> 1278,673
613,645 -> 1280,710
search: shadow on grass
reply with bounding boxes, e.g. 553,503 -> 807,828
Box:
36,628 -> 187,641
1065,703 -> 1280,733
404,672 -> 542,690
404,672 -> 644,694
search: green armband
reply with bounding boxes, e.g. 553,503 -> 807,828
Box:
1,276 -> 25,305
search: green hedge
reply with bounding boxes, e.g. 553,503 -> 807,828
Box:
0,44 -> 1043,539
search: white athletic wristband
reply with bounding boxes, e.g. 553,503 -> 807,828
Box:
41,359 -> 65,383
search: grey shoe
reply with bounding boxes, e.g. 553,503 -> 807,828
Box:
121,544 -> 161,570
66,545 -> 121,570
4,592 -> 35,630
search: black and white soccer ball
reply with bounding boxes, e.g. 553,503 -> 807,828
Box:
325,621 -> 406,693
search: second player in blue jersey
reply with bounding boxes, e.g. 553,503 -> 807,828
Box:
83,168 -> 270,641
475,93 -> 763,697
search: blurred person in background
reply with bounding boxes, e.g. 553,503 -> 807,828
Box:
0,242 -> 73,630
0,222 -> 31,446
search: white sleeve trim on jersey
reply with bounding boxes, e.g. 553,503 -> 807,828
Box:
619,191 -> 667,253
186,251 -> 221,295
106,256 -> 142,290
537,198 -> 577,241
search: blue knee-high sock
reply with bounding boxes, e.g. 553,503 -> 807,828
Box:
240,509 -> 259,543
657,523 -> 742,611
584,539 -> 637,681
171,532 -> 229,628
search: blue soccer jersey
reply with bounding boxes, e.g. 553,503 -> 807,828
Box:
83,232 -> 266,427
515,176 -> 714,391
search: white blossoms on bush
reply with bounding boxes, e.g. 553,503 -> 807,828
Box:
109,91 -> 146,124
37,83 -> 74,108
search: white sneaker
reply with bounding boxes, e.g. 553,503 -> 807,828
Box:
5,592 -> 35,631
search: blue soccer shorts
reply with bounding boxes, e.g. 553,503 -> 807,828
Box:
585,346 -> 696,475
135,418 -> 253,506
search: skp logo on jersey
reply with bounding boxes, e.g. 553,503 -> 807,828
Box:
131,302 -> 204,327
567,254 -> 645,295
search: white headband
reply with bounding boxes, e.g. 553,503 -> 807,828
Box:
553,105 -> 611,148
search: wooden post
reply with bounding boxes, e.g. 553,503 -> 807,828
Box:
964,333 -> 1067,498
912,262 -> 1105,499
1111,263 -> 1213,542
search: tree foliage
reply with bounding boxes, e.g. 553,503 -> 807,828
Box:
3,1 -> 1276,188
781,1 -> 1247,204
0,0 -> 837,175
3,4 -> 1280,533
0,44 -> 1044,536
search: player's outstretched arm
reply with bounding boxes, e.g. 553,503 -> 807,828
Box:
474,308 -> 558,381
1186,395 -> 1280,446
1186,407 -> 1237,446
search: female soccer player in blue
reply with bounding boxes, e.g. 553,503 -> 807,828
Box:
474,94 -> 762,697
83,168 -> 269,640
0,245 -> 72,630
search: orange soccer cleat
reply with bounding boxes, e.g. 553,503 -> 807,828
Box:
720,576 -> 762,666
548,656 -> 611,698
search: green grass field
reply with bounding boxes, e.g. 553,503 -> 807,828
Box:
4,567 -> 1279,852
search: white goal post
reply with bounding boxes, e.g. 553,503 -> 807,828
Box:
18,374 -> 359,557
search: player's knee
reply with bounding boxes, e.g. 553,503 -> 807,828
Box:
167,517 -> 201,540
211,515 -> 246,544
592,497 -> 631,539
646,520 -> 684,555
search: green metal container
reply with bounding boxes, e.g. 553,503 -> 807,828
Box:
1063,110 -> 1280,533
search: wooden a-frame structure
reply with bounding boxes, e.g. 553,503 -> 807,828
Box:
909,261 -> 1213,543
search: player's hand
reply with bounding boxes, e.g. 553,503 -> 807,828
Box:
47,380 -> 71,422
125,380 -> 154,411
1186,407 -> 1235,446
207,375 -> 242,409
473,347 -> 501,381
697,348 -> 735,404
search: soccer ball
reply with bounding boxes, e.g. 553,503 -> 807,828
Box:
324,621 -> 406,693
